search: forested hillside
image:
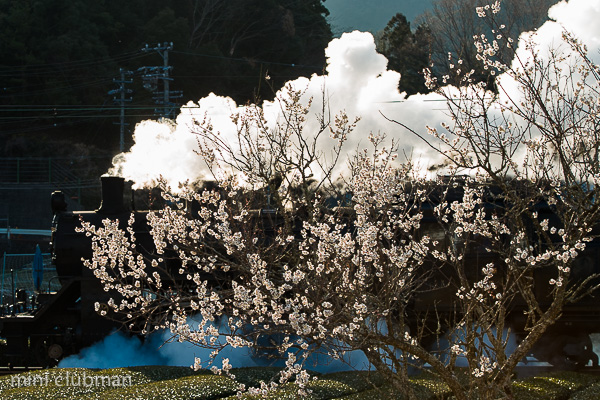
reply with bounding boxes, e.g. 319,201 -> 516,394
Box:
0,0 -> 332,157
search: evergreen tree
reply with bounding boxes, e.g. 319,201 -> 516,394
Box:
377,13 -> 431,95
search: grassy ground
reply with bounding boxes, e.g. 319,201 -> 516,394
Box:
1,366 -> 600,399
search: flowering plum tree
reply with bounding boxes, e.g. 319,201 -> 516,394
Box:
80,2 -> 600,399
388,1 -> 600,397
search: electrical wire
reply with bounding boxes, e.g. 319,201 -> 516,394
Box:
171,50 -> 323,70
0,51 -> 150,77
0,47 -> 331,135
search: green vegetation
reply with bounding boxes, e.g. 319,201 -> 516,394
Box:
1,367 -> 600,400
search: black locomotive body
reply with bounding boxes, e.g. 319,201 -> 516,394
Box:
414,194 -> 600,368
0,176 -> 599,368
0,177 -> 152,367
0,176 -> 286,367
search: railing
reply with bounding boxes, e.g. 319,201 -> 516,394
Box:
0,252 -> 60,314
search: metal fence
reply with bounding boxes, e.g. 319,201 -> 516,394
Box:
1,252 -> 61,308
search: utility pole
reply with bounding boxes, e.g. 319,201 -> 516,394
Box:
141,42 -> 182,120
108,41 -> 182,149
109,68 -> 133,152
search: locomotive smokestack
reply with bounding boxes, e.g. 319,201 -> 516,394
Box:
97,176 -> 127,214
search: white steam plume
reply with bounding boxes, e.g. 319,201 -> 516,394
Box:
110,31 -> 449,189
59,327 -> 371,373
109,0 -> 600,190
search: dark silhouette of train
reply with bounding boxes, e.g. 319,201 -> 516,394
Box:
0,176 -> 285,367
0,177 -> 146,367
0,175 -> 598,369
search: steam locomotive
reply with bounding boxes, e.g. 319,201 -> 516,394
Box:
0,176 -> 599,369
0,176 -> 285,367
0,177 -> 147,367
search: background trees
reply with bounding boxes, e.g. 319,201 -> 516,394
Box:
0,0 -> 332,158
377,0 -> 560,93
376,13 -> 431,95
420,0 -> 558,85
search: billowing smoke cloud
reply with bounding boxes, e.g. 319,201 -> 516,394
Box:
547,0 -> 600,58
500,0 -> 600,96
59,327 -> 371,373
59,329 -> 259,370
110,31 -> 450,189
109,0 -> 600,190
59,331 -> 172,368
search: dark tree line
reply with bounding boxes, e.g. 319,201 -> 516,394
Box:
0,0 -> 331,157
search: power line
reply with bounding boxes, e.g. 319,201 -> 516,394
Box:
0,41 -> 331,141
171,49 -> 323,70
0,104 -> 243,112
1,77 -> 115,98
0,51 -> 149,76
